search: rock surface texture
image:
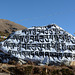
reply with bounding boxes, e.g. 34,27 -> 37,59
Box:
0,24 -> 75,64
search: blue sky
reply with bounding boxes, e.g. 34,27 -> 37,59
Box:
0,0 -> 75,35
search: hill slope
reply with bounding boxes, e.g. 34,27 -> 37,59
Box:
0,19 -> 27,33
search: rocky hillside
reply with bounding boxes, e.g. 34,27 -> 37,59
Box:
0,19 -> 27,33
0,19 -> 27,42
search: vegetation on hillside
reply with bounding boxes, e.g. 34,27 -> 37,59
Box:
0,31 -> 10,42
0,63 -> 75,75
0,19 -> 26,33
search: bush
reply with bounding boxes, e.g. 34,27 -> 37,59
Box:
40,68 -> 47,75
24,66 -> 33,75
33,67 -> 41,74
8,66 -> 33,75
8,60 -> 17,65
60,68 -> 74,75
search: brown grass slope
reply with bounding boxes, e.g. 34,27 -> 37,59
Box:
0,19 -> 27,33
0,64 -> 75,75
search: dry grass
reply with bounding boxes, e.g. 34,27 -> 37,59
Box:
0,63 -> 74,75
0,19 -> 27,33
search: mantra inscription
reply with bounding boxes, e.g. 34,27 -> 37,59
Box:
0,24 -> 75,61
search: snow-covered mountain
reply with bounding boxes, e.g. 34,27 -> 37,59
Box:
0,24 -> 75,64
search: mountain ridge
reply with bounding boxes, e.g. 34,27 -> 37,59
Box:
0,19 -> 27,33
